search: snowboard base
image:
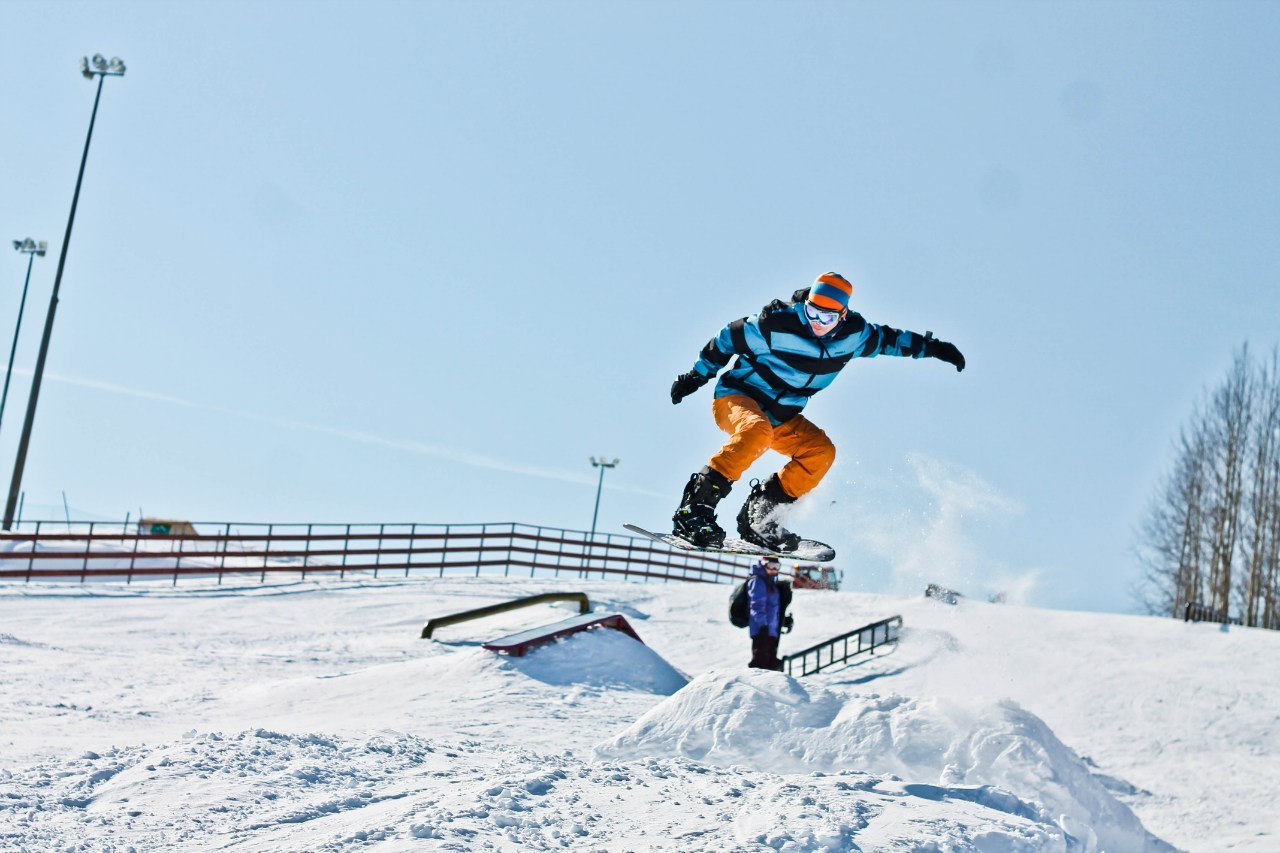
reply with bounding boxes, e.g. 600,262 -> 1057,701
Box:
624,523 -> 835,563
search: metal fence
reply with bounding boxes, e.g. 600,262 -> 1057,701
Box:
1183,601 -> 1243,626
0,520 -> 755,585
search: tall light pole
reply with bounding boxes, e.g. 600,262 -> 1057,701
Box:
3,55 -> 126,530
2,240 -> 47,437
588,456 -> 620,543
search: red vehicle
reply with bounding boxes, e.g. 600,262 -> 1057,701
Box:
789,564 -> 841,591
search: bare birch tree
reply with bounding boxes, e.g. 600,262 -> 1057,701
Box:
1136,344 -> 1280,628
1241,350 -> 1280,626
1204,349 -> 1252,615
1136,416 -> 1210,617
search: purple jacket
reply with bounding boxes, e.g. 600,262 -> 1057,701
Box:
747,563 -> 781,637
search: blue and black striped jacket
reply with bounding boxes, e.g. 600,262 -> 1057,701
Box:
692,288 -> 931,425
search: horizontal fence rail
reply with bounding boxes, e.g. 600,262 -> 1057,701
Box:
0,520 -> 756,586
784,615 -> 903,678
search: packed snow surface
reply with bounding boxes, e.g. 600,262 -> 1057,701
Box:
2,574 -> 1277,851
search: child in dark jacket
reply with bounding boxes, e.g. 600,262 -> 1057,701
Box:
748,556 -> 785,670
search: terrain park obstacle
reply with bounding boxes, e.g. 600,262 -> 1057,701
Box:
482,612 -> 644,657
420,591 -> 590,639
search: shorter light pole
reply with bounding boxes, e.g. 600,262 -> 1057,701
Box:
581,456 -> 620,580
588,457 -> 620,543
2,240 -> 48,438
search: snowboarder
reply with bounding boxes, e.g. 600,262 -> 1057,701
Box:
748,556 -> 785,670
670,272 -> 965,552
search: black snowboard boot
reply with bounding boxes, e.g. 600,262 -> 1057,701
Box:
672,466 -> 733,547
737,474 -> 801,553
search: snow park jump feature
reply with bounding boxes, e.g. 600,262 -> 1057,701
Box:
482,612 -> 644,657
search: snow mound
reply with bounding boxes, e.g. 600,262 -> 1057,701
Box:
0,728 -> 1113,852
596,669 -> 1174,853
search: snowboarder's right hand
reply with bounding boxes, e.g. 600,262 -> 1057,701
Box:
670,370 -> 709,404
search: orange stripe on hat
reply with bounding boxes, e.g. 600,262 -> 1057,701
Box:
808,272 -> 853,312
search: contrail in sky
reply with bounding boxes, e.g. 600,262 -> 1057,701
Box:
19,370 -> 666,500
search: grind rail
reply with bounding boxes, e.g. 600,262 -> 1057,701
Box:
783,615 -> 902,677
0,520 -> 754,586
421,592 -> 591,638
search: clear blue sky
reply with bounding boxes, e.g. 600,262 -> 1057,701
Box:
2,1 -> 1277,614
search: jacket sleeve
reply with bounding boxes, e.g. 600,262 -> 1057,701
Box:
692,315 -> 768,378
747,576 -> 777,637
848,315 -> 931,361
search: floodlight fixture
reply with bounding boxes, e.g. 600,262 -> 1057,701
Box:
12,239 -> 46,257
81,53 -> 126,79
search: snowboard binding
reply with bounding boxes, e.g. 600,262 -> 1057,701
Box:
671,466 -> 733,548
736,475 -> 801,554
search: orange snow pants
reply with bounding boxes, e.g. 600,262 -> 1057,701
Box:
708,394 -> 835,499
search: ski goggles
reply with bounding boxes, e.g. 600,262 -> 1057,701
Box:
804,302 -> 842,326
760,556 -> 780,570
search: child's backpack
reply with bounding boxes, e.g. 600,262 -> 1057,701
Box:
728,581 -> 750,628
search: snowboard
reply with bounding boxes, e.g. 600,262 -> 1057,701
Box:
624,523 -> 835,563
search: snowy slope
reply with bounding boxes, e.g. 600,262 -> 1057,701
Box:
1,575 -> 1276,851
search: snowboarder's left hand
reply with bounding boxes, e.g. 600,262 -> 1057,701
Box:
924,339 -> 966,372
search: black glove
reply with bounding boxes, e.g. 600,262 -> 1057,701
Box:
670,370 -> 709,404
924,337 -> 965,372
781,614 -> 794,634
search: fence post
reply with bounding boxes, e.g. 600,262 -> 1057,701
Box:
24,520 -> 39,582
532,526 -> 542,578
476,525 -> 484,578
440,525 -> 449,578
554,527 -> 565,579
261,524 -> 273,583
406,523 -> 416,578
340,524 -> 350,580
127,517 -> 141,584
302,523 -> 312,581
127,521 -> 141,585
600,532 -> 609,581
504,524 -> 512,578
81,521 -> 93,583
175,523 -> 190,587
217,524 -> 229,585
